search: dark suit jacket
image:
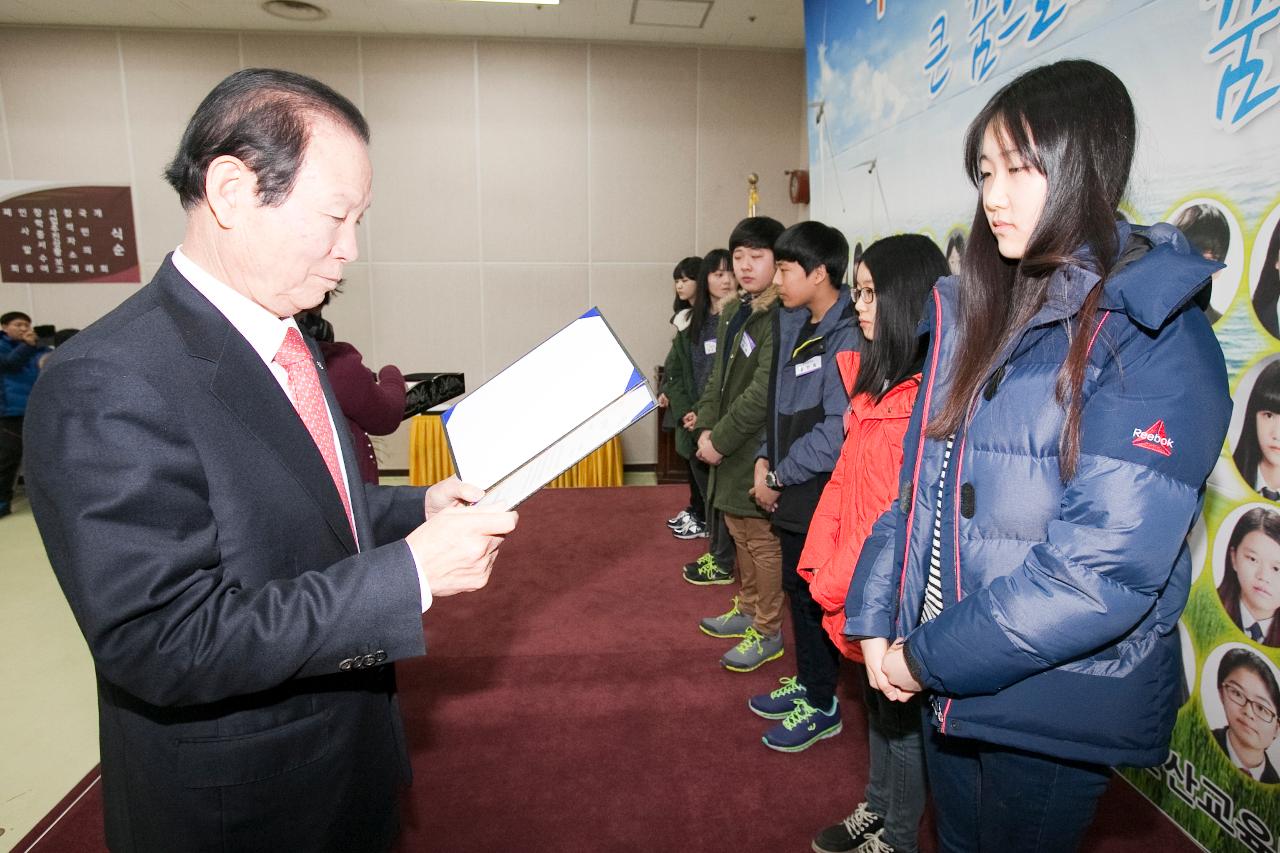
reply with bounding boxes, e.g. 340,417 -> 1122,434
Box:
25,257 -> 430,852
1212,726 -> 1280,784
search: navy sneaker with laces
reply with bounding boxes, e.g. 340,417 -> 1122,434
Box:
762,697 -> 841,752
748,675 -> 808,719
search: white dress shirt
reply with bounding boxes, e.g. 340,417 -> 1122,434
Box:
1224,728 -> 1269,781
1238,601 -> 1273,643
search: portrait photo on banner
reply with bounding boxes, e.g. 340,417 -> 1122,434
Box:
1200,643 -> 1280,786
1167,197 -> 1243,326
1212,502 -> 1280,649
1227,354 -> 1280,504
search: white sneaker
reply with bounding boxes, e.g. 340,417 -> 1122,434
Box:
672,515 -> 708,539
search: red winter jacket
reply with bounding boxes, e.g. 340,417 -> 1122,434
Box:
797,350 -> 919,661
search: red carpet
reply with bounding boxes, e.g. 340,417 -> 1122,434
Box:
18,486 -> 1200,852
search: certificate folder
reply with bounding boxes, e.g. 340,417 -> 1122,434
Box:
441,307 -> 656,509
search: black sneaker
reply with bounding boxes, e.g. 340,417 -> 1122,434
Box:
812,802 -> 884,853
853,829 -> 895,853
682,553 -> 734,585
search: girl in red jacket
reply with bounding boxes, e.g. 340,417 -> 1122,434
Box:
800,235 -> 949,853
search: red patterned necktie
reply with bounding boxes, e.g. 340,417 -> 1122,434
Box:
275,327 -> 355,537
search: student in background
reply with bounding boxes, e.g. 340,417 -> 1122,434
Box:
1217,507 -> 1280,647
660,256 -> 709,539
944,230 -> 965,277
0,311 -> 50,518
1233,359 -> 1280,501
743,221 -> 858,752
802,235 -> 947,853
681,249 -> 740,582
846,59 -> 1229,849
692,216 -> 786,672
296,291 -> 407,486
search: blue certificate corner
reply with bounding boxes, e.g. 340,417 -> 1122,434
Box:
580,306 -> 602,320
629,399 -> 657,424
440,406 -> 455,427
626,366 -> 645,394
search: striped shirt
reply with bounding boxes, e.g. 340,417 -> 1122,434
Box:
920,435 -> 956,623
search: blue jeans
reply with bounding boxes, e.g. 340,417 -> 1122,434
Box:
863,674 -> 927,853
922,708 -> 1111,853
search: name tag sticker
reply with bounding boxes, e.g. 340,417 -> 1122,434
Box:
795,355 -> 822,377
704,339 -> 717,355
740,333 -> 756,358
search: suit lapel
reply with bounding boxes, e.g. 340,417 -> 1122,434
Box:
155,257 -> 358,554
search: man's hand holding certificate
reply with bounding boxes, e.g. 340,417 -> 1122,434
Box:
442,308 -> 656,510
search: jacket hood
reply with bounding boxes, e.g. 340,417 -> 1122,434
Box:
1098,221 -> 1220,330
920,221 -> 1219,335
670,307 -> 692,332
749,283 -> 780,313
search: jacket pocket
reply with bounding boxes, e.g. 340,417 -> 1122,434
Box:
177,707 -> 333,788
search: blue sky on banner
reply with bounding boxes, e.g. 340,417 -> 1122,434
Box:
802,0 -> 1280,243
803,0 -> 1152,159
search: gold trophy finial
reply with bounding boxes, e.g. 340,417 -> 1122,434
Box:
747,173 -> 759,216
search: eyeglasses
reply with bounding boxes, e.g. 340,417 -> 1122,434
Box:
853,287 -> 876,305
1223,681 -> 1279,724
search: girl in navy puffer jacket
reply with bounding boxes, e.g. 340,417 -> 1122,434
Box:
844,60 -> 1231,851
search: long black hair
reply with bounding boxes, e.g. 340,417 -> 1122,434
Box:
928,59 -> 1135,481
853,235 -> 948,402
690,249 -> 731,341
1234,359 -> 1280,490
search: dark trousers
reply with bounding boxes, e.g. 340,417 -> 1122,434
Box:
922,710 -> 1111,853
685,455 -> 706,523
690,457 -> 735,570
0,415 -> 22,507
778,525 -> 840,708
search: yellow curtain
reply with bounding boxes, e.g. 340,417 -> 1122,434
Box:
408,415 -> 623,489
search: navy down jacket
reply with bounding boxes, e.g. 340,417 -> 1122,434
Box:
844,222 -> 1231,768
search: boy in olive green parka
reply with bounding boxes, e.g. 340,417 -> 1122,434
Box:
689,216 -> 786,672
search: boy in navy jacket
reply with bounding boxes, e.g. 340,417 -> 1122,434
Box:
744,222 -> 860,751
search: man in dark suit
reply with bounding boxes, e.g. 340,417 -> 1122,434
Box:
23,68 -> 517,852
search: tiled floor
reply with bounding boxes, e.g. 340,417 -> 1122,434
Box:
0,492 -> 99,853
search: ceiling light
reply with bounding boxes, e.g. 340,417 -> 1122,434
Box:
262,0 -> 328,22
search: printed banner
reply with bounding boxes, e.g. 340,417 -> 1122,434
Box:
0,183 -> 140,283
803,1 -> 1280,849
